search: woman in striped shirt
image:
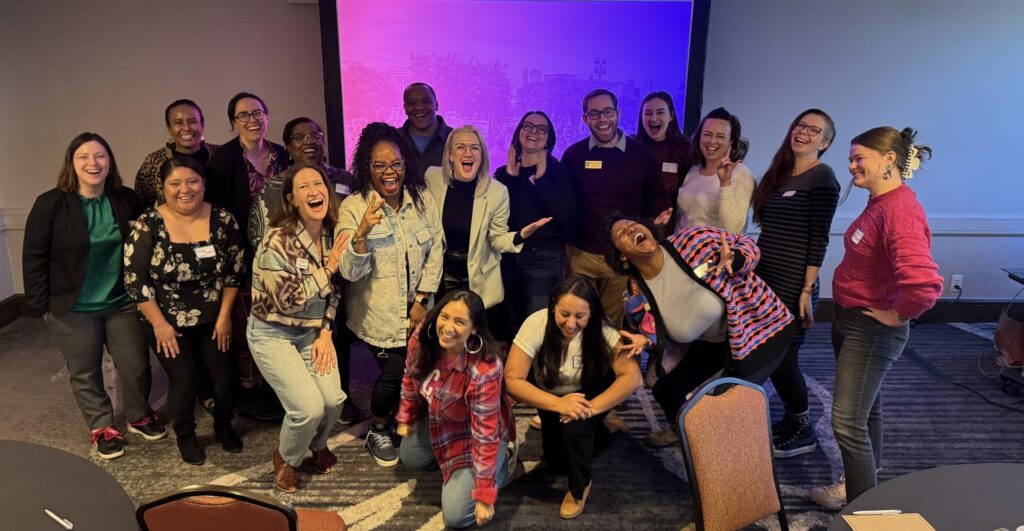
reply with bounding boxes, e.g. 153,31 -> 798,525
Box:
751,109 -> 840,459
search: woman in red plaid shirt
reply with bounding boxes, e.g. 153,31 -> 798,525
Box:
396,290 -> 515,528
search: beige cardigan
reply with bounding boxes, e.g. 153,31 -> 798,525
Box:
425,166 -> 522,308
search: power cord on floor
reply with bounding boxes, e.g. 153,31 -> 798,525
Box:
910,285 -> 962,327
903,346 -> 1024,415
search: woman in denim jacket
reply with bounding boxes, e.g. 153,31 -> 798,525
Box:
337,122 -> 443,467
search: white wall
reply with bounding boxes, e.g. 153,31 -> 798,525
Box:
704,0 -> 1024,300
0,0 -> 326,295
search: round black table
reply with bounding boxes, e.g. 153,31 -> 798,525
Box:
827,463 -> 1024,531
0,439 -> 138,530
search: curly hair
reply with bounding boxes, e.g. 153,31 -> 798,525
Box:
349,122 -> 426,210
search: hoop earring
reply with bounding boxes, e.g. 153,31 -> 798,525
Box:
464,333 -> 483,354
427,325 -> 436,339
620,256 -> 630,271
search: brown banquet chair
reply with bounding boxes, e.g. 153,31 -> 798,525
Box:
677,378 -> 788,531
136,484 -> 346,531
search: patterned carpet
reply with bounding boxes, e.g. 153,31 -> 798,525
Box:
1,318 -> 1023,530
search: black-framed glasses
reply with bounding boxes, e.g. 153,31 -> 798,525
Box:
584,108 -> 616,121
290,131 -> 324,143
234,109 -> 266,122
793,122 -> 823,136
521,122 -> 550,135
371,160 -> 405,174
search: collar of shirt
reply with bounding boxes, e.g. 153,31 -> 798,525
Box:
404,115 -> 450,142
588,130 -> 627,152
293,220 -> 327,265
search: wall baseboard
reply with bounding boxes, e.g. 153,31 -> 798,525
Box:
0,294 -> 25,330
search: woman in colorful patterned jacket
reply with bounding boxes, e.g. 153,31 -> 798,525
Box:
396,289 -> 515,528
604,216 -> 796,446
247,164 -> 349,493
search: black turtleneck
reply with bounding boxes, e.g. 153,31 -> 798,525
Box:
442,177 -> 477,254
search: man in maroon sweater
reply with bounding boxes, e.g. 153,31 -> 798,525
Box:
561,88 -> 672,324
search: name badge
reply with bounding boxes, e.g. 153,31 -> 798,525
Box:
194,245 -> 216,259
693,261 -> 710,279
851,229 -> 864,245
335,183 -> 351,195
662,162 -> 678,174
296,257 -> 309,270
782,190 -> 797,197
584,160 -> 603,170
572,355 -> 583,369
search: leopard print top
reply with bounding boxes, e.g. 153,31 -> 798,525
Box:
133,142 -> 220,207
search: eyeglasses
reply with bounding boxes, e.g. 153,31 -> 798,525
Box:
584,108 -> 616,121
290,132 -> 324,143
521,122 -> 550,135
234,109 -> 266,122
793,122 -> 824,136
453,144 -> 482,155
371,160 -> 405,174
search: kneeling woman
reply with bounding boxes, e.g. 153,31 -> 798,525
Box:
505,276 -> 642,519
605,217 -> 796,446
248,165 -> 349,492
397,290 -> 514,529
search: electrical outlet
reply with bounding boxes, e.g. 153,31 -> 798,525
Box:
951,275 -> 964,292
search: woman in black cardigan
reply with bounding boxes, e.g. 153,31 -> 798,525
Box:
203,92 -> 288,422
23,132 -> 165,459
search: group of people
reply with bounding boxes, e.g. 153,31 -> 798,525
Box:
22,81 -> 943,527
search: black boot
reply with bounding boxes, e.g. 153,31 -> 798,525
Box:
214,422 -> 243,453
177,434 -> 206,465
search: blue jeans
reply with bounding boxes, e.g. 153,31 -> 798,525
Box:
400,416 -> 510,529
247,318 -> 346,467
830,305 -> 909,501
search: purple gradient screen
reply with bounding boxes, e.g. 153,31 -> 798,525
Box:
336,0 -> 694,163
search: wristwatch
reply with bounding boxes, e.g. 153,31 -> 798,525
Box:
414,294 -> 431,307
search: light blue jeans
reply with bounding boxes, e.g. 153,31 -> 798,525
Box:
830,305 -> 909,501
400,416 -> 510,529
247,318 -> 346,467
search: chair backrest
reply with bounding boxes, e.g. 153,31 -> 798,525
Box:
677,378 -> 787,531
136,484 -> 298,531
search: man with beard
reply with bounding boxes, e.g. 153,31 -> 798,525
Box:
400,82 -> 453,176
561,89 -> 671,325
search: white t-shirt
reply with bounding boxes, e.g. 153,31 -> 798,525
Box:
513,309 -> 621,396
646,247 -> 727,343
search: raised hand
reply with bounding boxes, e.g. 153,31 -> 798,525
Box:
715,145 -> 736,187
615,330 -> 650,358
506,145 -> 520,177
325,232 -> 351,274
653,207 -> 673,227
519,217 -> 553,239
357,192 -> 386,236
534,152 -> 548,179
711,234 -> 735,276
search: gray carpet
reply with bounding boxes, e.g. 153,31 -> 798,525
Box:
2,318 -> 1023,530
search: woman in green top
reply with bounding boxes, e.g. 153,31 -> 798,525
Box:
23,132 -> 166,460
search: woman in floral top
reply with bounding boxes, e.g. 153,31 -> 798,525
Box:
397,289 -> 514,529
124,156 -> 244,465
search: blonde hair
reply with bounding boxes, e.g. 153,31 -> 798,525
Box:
440,125 -> 491,195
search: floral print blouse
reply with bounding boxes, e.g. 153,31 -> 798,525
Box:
124,207 -> 244,328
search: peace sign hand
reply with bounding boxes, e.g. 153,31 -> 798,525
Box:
715,145 -> 737,187
357,192 -> 386,237
711,234 -> 735,276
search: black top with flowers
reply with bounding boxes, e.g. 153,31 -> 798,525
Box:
124,206 -> 244,328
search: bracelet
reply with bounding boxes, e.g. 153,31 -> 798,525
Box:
352,236 -> 367,243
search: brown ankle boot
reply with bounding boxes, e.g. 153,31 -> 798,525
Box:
273,449 -> 300,493
311,446 -> 337,474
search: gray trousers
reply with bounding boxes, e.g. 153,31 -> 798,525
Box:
46,303 -> 153,430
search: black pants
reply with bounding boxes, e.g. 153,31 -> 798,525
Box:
768,291 -> 819,414
150,321 -> 236,437
653,322 -> 796,423
333,322 -> 356,396
538,371 -> 615,499
366,340 -> 407,420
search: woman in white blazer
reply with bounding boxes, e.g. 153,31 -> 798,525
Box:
425,125 -> 550,339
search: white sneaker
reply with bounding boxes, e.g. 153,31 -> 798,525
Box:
809,477 -> 846,510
